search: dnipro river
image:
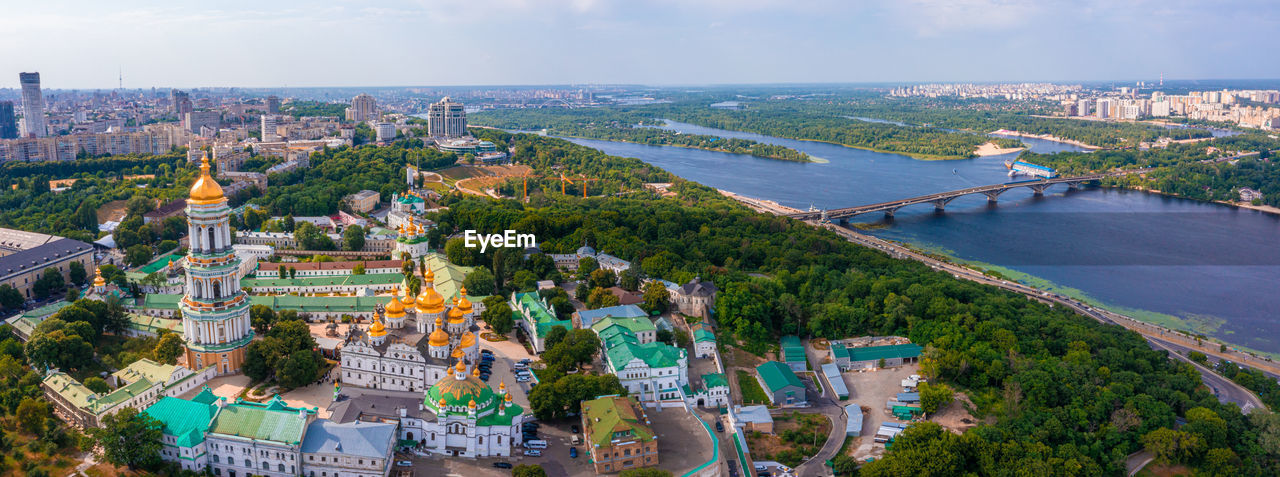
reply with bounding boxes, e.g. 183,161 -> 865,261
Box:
550,120 -> 1280,355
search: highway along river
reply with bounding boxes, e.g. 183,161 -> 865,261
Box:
554,120 -> 1280,356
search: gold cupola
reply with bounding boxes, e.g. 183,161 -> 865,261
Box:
188,155 -> 225,204
456,287 -> 473,313
384,287 -> 405,318
418,286 -> 444,314
92,266 -> 106,287
428,317 -> 450,347
369,314 -> 386,338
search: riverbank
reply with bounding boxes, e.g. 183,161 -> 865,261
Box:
974,141 -> 1026,157
791,137 -> 974,161
990,129 -> 1101,150
522,131 -> 816,163
1126,184 -> 1280,218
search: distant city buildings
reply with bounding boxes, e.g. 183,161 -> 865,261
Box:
427,97 -> 467,138
890,82 -> 1082,101
19,72 -> 47,138
374,121 -> 395,142
346,93 -> 378,122
183,110 -> 221,134
261,114 -> 278,141
0,101 -> 17,139
266,94 -> 281,114
171,89 -> 193,115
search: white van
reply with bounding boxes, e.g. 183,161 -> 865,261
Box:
524,439 -> 548,449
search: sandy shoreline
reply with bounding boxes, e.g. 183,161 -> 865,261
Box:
974,141 -> 1026,157
990,129 -> 1101,150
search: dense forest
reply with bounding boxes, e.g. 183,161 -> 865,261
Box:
470,108 -> 811,162
248,138 -> 456,216
426,132 -> 1280,476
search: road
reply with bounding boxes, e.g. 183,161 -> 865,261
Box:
792,342 -> 848,477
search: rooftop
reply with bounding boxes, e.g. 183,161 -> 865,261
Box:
145,396 -> 218,448
846,343 -> 923,362
756,361 -> 804,393
583,395 -> 654,449
209,396 -> 313,445
300,419 -> 396,458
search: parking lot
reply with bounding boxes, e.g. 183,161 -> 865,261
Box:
841,364 -> 920,460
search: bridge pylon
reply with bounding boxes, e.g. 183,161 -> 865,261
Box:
982,189 -> 1007,202
929,197 -> 956,211
1029,183 -> 1052,196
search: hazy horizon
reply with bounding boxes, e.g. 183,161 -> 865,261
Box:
3,0 -> 1279,89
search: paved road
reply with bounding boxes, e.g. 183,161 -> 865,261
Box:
793,342 -> 848,477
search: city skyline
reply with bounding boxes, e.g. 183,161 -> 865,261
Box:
2,0 -> 1279,89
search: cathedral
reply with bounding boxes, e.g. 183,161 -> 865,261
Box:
339,265 -> 481,392
339,267 -> 525,457
180,154 -> 254,374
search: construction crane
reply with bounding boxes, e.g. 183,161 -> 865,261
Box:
572,175 -> 599,198
558,173 -> 599,198
514,171 -> 540,201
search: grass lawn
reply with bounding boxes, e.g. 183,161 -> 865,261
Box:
744,412 -> 830,468
736,370 -> 770,405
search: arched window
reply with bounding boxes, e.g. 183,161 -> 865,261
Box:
278,464 -> 285,472
208,227 -> 217,251
261,461 -> 269,470
212,281 -> 222,299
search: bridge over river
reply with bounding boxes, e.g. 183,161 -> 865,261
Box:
786,170 -> 1151,221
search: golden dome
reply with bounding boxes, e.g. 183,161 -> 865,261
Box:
401,287 -> 415,306
438,398 -> 447,408
472,366 -> 480,378
468,398 -> 477,409
92,267 -> 106,287
447,305 -> 466,324
188,156 -> 225,204
425,266 -> 435,282
369,315 -> 386,337
459,331 -> 476,349
428,326 -> 449,347
504,392 -> 512,403
454,360 -> 466,373
457,288 -> 473,313
451,347 -> 465,359
384,287 -> 405,317
499,381 -> 506,392
418,286 -> 445,314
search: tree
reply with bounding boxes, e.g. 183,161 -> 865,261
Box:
588,268 -> 617,290
527,373 -> 626,420
68,261 -> 88,286
92,407 -> 163,469
512,464 -> 549,477
283,214 -> 296,232
250,304 -> 278,334
32,268 -> 66,299
640,281 -> 669,314
463,266 -> 496,296
352,263 -> 366,275
277,350 -> 322,389
295,222 -> 335,250
576,256 -> 599,280
543,325 -> 569,350
0,284 -> 22,310
243,339 -> 277,382
482,302 -> 515,335
586,287 -> 620,310
1142,428 -> 1204,464
342,225 -> 366,251
541,329 -> 600,375
513,270 -> 539,291
278,264 -> 288,279
17,397 -> 49,435
618,268 -> 640,291
84,377 -> 111,394
919,382 -> 954,414
153,333 -> 185,365
444,237 -> 479,266
126,244 -> 154,267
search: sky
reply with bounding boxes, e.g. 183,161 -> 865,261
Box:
1,0 -> 1278,89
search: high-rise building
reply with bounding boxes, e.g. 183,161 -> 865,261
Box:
1076,99 -> 1090,117
266,95 -> 281,114
19,72 -> 47,138
345,94 -> 377,122
261,114 -> 278,141
181,154 -> 254,374
171,90 -> 193,116
184,111 -> 221,134
0,101 -> 17,139
375,122 -> 396,142
427,97 -> 467,138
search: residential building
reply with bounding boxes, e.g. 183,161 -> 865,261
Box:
181,154 -> 254,375
254,259 -> 403,278
205,396 -> 312,477
261,115 -> 278,141
426,97 -> 467,138
375,122 -> 396,142
603,338 -> 688,407
693,372 -> 729,408
42,359 -> 214,429
172,90 -> 193,115
511,292 -> 572,353
0,130 -> 176,162
184,111 -> 221,134
19,72 -> 46,137
672,277 -> 716,319
0,228 -> 93,300
299,420 -> 396,477
347,94 -> 378,122
266,95 -> 281,114
549,244 -> 632,274
730,405 -> 774,434
574,304 -> 647,329
581,395 -> 659,474
591,315 -> 657,346
755,361 -> 806,406
345,190 -> 381,213
0,101 -> 17,139
690,321 -> 717,359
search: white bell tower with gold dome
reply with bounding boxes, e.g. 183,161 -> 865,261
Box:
180,153 -> 253,375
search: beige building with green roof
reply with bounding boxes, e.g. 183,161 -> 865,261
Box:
42,358 -> 215,428
582,395 -> 659,474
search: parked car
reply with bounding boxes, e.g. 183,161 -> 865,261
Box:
523,449 -> 542,457
396,460 -> 412,467
480,349 -> 494,356
492,462 -> 513,469
715,421 -> 724,432
570,424 -> 580,434
569,447 -> 578,459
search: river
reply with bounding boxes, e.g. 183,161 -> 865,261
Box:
552,121 -> 1280,355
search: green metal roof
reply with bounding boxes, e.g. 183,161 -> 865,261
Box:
145,396 -> 217,448
783,346 -> 807,363
830,342 -> 849,360
128,314 -> 184,335
693,328 -> 716,343
476,403 -> 524,427
137,252 -> 184,274
702,373 -> 728,389
756,361 -> 804,393
112,358 -> 176,386
241,273 -> 404,288
780,335 -> 802,348
589,316 -> 655,335
582,395 -> 654,449
846,344 -> 923,362
597,325 -> 639,349
513,292 -> 571,338
209,397 -> 310,445
142,293 -> 182,310
92,376 -> 156,410
606,341 -> 684,370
